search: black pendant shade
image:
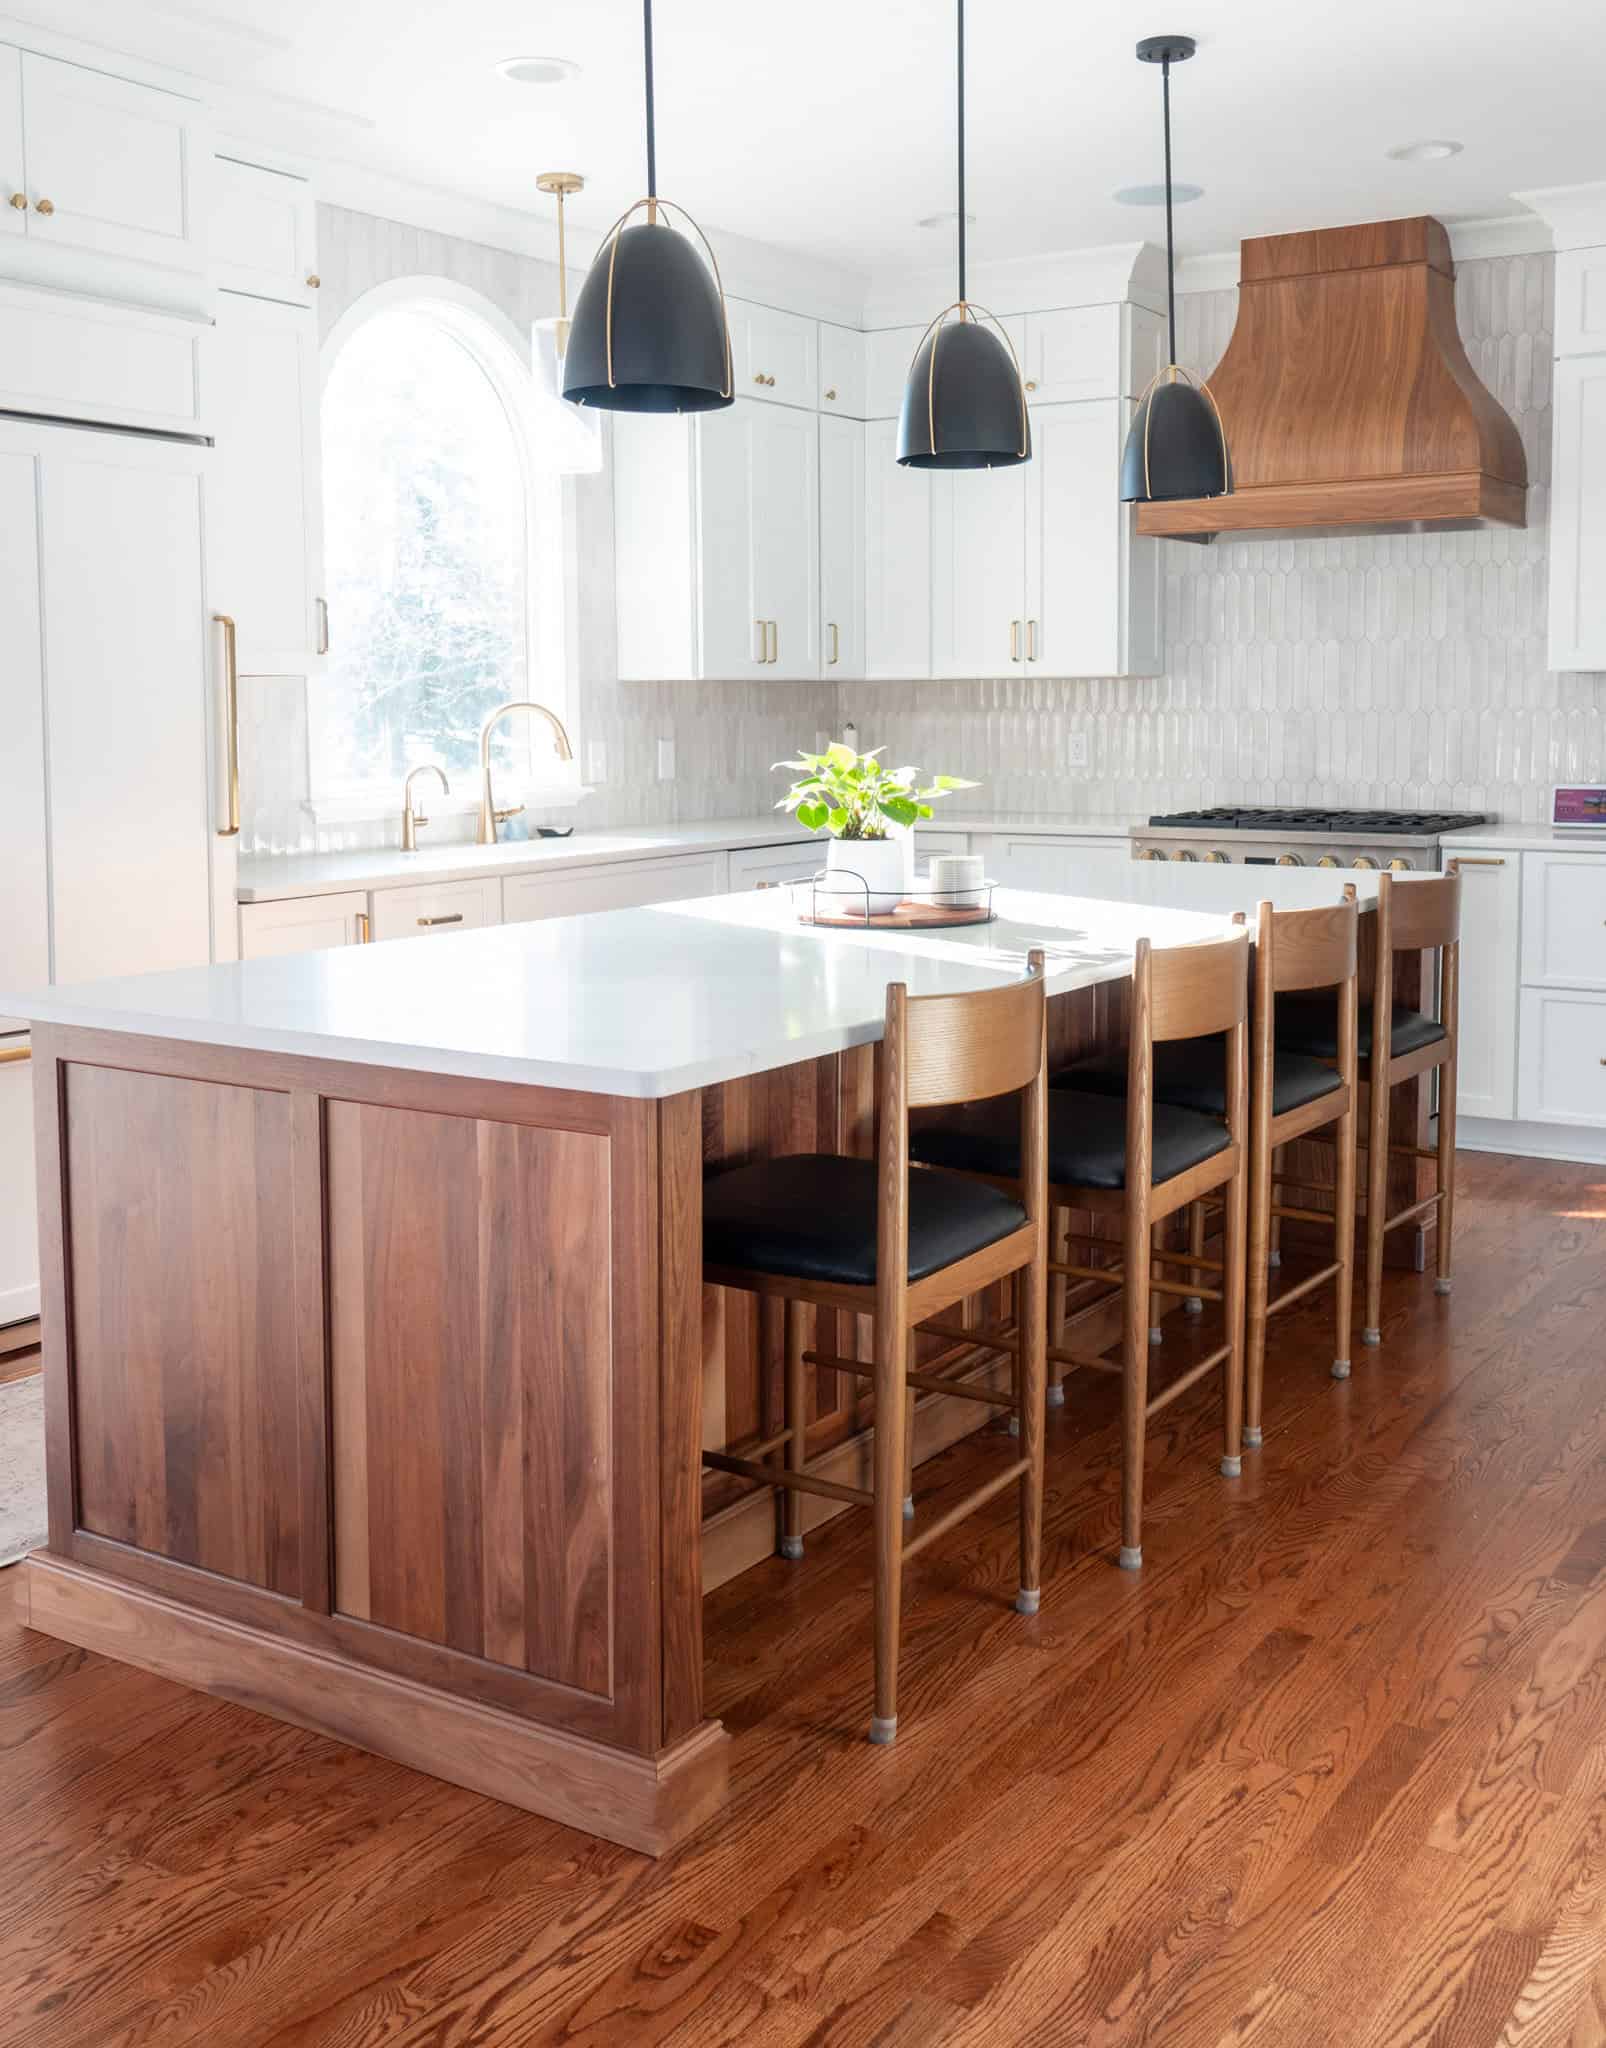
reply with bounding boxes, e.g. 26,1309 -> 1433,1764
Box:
563,219 -> 732,412
561,1 -> 733,416
898,318 -> 1032,469
897,0 -> 1030,470
1118,34 -> 1231,503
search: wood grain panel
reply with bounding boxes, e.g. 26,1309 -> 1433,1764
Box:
325,1102 -> 613,1699
62,1063 -> 300,1596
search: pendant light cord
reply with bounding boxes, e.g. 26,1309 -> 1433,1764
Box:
1162,54 -> 1176,364
956,0 -> 967,308
643,0 -> 657,199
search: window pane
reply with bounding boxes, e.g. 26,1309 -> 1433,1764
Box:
321,309 -> 528,787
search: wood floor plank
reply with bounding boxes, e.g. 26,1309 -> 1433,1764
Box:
2,1153 -> 1604,2048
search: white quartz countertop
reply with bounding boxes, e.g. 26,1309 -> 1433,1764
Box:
7,885 -> 1253,1099
234,812 -> 1145,903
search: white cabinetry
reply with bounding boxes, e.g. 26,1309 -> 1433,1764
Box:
0,1045 -> 38,1328
205,287 -> 324,671
727,843 -> 821,890
932,461 -> 1028,679
369,878 -> 501,943
239,893 -> 368,958
1548,242 -> 1606,671
0,46 -> 21,239
971,832 -> 1133,895
502,852 -> 728,920
0,448 -> 48,1028
865,326 -> 924,418
0,281 -> 206,435
1521,852 -> 1606,990
1448,854 -> 1520,1120
1518,989 -> 1606,1128
211,153 -> 317,305
864,416 -> 932,677
614,399 -> 819,681
819,322 -> 866,416
819,412 -> 865,680
729,299 -> 818,410
12,50 -> 204,274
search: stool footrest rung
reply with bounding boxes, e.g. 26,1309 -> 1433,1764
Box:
1048,1261 -> 1124,1287
917,1318 -> 1020,1355
1146,1345 -> 1231,1417
702,1448 -> 872,1509
1382,1191 -> 1443,1234
1049,1346 -> 1118,1374
1266,1260 -> 1342,1316
1147,1274 -> 1225,1303
1152,1248 -> 1226,1273
1270,1202 -> 1337,1226
902,1458 -> 1033,1562
804,1350 -> 1018,1409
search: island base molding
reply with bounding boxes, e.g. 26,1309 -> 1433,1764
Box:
19,1553 -> 729,1856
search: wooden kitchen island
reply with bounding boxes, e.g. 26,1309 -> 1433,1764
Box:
5,872 -> 1407,1854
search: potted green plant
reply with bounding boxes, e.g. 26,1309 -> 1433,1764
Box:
774,743 -> 978,915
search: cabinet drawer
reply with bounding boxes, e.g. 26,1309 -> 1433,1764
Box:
368,877 -> 500,942
502,852 -> 728,922
727,844 -> 820,891
729,301 -> 818,409
239,891 -> 368,958
1521,852 -> 1606,990
1517,988 -> 1606,1127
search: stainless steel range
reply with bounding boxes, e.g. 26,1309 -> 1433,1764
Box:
1130,806 -> 1491,872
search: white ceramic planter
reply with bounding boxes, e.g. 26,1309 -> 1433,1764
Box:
820,833 -> 912,917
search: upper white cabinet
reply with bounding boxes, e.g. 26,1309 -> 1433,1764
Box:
1548,351 -> 1606,671
13,50 -> 204,274
866,326 -> 924,419
728,299 -> 818,410
819,321 -> 867,416
0,46 -> 21,240
864,416 -> 932,678
205,288 -> 324,672
931,460 -> 1030,678
0,279 -> 206,435
819,412 -> 865,679
211,153 -> 317,306
1554,247 -> 1606,358
1021,304 -> 1164,406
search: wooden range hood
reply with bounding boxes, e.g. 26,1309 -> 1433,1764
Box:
1137,216 -> 1527,538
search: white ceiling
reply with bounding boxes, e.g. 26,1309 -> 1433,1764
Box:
24,0 -> 1606,280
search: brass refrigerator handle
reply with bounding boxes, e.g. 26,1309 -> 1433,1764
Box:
828,622 -> 840,665
767,619 -> 778,664
213,613 -> 240,837
356,912 -> 371,943
416,913 -> 465,927
0,1043 -> 31,1064
1009,620 -> 1020,662
316,596 -> 330,656
1027,618 -> 1038,661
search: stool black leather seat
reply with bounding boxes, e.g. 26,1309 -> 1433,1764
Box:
912,1088 -> 1230,1192
1054,1037 -> 1341,1121
1273,997 -> 1445,1064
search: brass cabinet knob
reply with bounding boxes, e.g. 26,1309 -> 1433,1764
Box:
7,192 -> 25,210
34,196 -> 54,215
824,387 -> 837,401
306,272 -> 320,288
1025,378 -> 1038,391
751,372 -> 775,387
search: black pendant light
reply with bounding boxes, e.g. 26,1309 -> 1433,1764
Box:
563,1 -> 733,413
1118,35 -> 1232,502
897,0 -> 1030,469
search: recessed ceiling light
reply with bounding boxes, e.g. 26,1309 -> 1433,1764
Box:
496,55 -> 581,86
917,209 -> 977,231
1113,182 -> 1204,206
1386,139 -> 1463,162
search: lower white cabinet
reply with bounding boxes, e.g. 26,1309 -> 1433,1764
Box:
1521,851 -> 1606,991
971,833 -> 1133,896
502,852 -> 728,921
727,843 -> 823,890
1450,855 -> 1520,1120
239,892 -> 369,958
0,1043 -> 38,1328
1518,988 -> 1606,1127
369,877 -> 501,943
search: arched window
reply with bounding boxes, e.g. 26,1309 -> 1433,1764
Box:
314,282 -> 567,805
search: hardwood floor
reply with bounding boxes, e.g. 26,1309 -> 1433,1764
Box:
3,1150 -> 1604,2046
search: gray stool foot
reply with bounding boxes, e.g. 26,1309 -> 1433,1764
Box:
1183,1296 -> 1204,1316
1118,1544 -> 1143,1571
1220,1454 -> 1242,1478
1331,1357 -> 1351,1380
1434,1277 -> 1453,1295
1148,1325 -> 1163,1346
1008,1413 -> 1020,1437
1362,1327 -> 1381,1347
779,1535 -> 804,1561
1242,1426 -> 1263,1448
1015,1587 -> 1041,1616
902,1494 -> 914,1521
1268,1248 -> 1282,1269
1046,1382 -> 1066,1408
868,1714 -> 898,1746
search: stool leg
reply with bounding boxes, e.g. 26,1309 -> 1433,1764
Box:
1017,1242 -> 1046,1614
1148,1219 -> 1164,1345
902,1326 -> 917,1518
1363,1065 -> 1390,1345
1184,1200 -> 1206,1315
1120,1219 -> 1152,1570
1244,1117 -> 1273,1448
781,1299 -> 806,1560
1332,1096 -> 1357,1379
870,1316 -> 907,1745
1435,1050 -> 1457,1297
1221,1162 -> 1246,1478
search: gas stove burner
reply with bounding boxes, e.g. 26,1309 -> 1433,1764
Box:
1146,806 -> 1490,835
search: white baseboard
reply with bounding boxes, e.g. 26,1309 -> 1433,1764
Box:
1458,1116 -> 1606,1166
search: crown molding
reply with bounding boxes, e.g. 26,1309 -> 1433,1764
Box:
1512,181 -> 1606,251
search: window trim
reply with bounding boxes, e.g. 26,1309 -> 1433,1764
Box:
311,275 -> 579,819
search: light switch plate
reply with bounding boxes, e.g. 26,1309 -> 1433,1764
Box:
657,737 -> 676,781
1067,733 -> 1090,770
585,739 -> 607,783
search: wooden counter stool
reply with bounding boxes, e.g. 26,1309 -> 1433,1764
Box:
702,953 -> 1048,1746
911,930 -> 1249,1570
1273,870 -> 1460,1347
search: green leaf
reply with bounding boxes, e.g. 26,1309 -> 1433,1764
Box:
881,795 -> 918,828
927,773 -> 979,791
796,799 -> 829,831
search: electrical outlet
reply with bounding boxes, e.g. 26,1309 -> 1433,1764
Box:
657,737 -> 676,781
1067,732 -> 1090,770
584,739 -> 607,783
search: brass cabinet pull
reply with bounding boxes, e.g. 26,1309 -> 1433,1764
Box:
417,913 -> 464,927
306,272 -> 321,289
1450,855 -> 1506,868
1009,620 -> 1021,662
827,621 -> 840,665
824,386 -> 837,401
767,619 -> 778,664
356,911 -> 371,943
1027,618 -> 1038,661
0,1042 -> 31,1064
33,197 -> 53,215
316,596 -> 330,656
213,613 -> 240,837
7,193 -> 25,210
754,618 -> 766,663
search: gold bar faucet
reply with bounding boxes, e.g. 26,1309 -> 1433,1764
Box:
477,700 -> 575,845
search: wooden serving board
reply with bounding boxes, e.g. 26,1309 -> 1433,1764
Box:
795,899 -> 995,931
